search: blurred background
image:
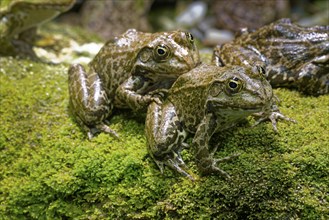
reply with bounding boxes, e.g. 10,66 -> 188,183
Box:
57,0 -> 329,46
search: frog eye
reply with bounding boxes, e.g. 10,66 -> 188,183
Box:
185,32 -> 194,44
226,77 -> 243,94
257,65 -> 266,75
154,44 -> 171,61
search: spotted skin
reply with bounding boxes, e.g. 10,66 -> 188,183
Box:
212,18 -> 329,95
146,64 -> 292,180
68,29 -> 200,139
0,0 -> 75,56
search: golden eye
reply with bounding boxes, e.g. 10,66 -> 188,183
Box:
185,32 -> 194,44
154,44 -> 171,61
257,65 -> 266,75
226,77 -> 243,94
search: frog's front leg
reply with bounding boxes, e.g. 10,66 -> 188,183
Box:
252,98 -> 296,132
193,113 -> 239,179
145,101 -> 192,180
0,37 -> 37,58
18,27 -> 38,45
114,76 -> 162,111
68,64 -> 118,139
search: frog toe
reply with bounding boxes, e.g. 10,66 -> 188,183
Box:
213,153 -> 241,178
214,153 -> 241,163
87,127 -> 99,140
152,159 -> 165,174
151,150 -> 195,180
253,111 -> 296,132
198,154 -> 240,179
165,159 -> 195,181
211,166 -> 231,179
95,123 -> 120,139
85,123 -> 119,140
268,112 -> 297,132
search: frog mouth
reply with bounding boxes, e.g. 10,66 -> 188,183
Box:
208,102 -> 263,113
141,78 -> 177,93
221,106 -> 262,112
207,97 -> 267,113
134,68 -> 180,81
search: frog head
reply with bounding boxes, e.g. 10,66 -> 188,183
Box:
205,65 -> 273,126
167,64 -> 273,132
133,30 -> 201,82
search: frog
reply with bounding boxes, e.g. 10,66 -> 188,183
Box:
211,0 -> 289,32
145,63 -> 293,180
0,0 -> 75,57
68,29 -> 200,139
212,18 -> 329,96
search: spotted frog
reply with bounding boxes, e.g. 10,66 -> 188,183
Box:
0,0 -> 75,57
68,29 -> 200,139
145,64 -> 293,180
212,19 -> 329,95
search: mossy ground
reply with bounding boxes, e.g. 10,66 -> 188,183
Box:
1,26 -> 329,219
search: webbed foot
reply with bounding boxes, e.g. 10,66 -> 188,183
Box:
253,110 -> 296,132
198,153 -> 240,179
252,98 -> 296,132
86,122 -> 120,140
152,151 -> 195,181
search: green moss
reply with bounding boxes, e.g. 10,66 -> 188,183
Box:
1,33 -> 329,219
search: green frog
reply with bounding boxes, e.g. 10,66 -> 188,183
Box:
212,19 -> 329,96
145,64 -> 293,180
68,29 -> 200,139
0,0 -> 75,57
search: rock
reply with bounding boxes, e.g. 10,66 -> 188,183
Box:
203,28 -> 234,46
176,1 -> 207,27
211,0 -> 290,31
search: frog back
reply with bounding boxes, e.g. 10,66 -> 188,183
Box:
236,18 -> 329,69
169,64 -> 220,132
88,29 -> 155,97
169,64 -> 273,133
88,29 -> 199,99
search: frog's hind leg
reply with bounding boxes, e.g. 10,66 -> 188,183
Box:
145,102 -> 193,180
296,55 -> 329,95
164,155 -> 195,181
68,64 -> 119,139
149,150 -> 194,181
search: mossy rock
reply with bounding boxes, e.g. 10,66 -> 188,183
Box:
0,30 -> 328,219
